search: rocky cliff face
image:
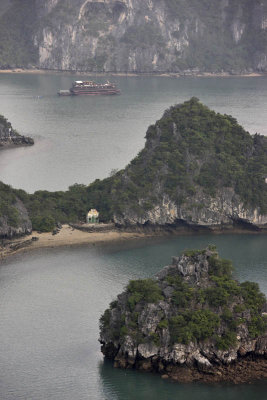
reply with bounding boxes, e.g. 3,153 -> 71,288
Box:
0,182 -> 32,239
0,0 -> 266,73
114,188 -> 267,230
99,248 -> 267,383
0,198 -> 32,239
110,98 -> 267,230
0,114 -> 34,149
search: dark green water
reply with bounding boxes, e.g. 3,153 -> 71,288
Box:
0,73 -> 266,192
0,234 -> 266,400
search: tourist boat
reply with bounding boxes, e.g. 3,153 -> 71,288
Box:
58,80 -> 120,96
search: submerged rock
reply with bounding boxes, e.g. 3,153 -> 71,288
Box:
99,247 -> 267,383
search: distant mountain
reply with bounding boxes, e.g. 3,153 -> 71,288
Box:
0,0 -> 266,73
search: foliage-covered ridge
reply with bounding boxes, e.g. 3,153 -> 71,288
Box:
111,97 -> 267,220
1,99 -> 267,234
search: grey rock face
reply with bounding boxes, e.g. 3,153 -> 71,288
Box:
0,198 -> 32,238
8,0 -> 266,73
163,252 -> 211,287
114,189 -> 267,228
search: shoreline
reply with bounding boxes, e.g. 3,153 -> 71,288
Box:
0,68 -> 265,78
0,225 -> 152,261
1,224 -> 266,262
112,354 -> 267,385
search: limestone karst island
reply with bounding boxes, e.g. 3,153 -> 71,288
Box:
0,0 -> 267,399
0,98 -> 266,241
99,247 -> 267,383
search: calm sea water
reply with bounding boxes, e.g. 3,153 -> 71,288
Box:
0,73 -> 266,192
0,234 -> 267,400
0,74 -> 267,399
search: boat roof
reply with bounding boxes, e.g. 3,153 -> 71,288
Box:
75,81 -> 83,84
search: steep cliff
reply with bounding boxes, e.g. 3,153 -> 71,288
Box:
0,0 -> 37,68
99,247 -> 267,383
0,114 -> 34,149
0,182 -> 32,239
0,0 -> 266,73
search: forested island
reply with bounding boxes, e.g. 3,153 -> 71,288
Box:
0,0 -> 266,74
100,247 -> 267,383
0,98 -> 266,238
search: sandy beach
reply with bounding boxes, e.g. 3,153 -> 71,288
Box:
0,225 -> 148,260
1,223 -> 266,262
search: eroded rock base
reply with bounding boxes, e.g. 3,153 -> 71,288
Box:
113,354 -> 267,384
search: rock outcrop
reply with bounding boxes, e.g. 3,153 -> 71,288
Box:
0,114 -> 34,149
0,0 -> 266,74
0,182 -> 32,239
99,247 -> 267,383
0,198 -> 32,239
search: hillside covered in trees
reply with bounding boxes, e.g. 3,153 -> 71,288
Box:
0,98 -> 266,236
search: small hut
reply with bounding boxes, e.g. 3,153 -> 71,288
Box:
86,209 -> 99,224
